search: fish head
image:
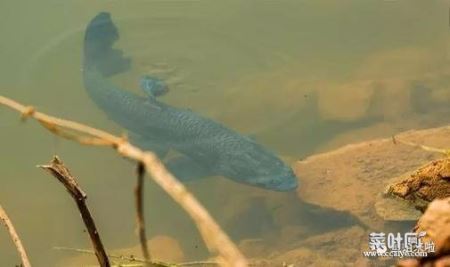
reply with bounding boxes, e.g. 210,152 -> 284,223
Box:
221,141 -> 299,191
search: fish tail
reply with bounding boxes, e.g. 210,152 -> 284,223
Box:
83,12 -> 131,77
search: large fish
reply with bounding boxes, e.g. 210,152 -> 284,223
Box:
83,12 -> 298,191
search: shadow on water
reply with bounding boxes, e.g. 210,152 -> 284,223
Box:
224,192 -> 364,242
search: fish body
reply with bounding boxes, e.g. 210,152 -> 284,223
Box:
83,12 -> 298,191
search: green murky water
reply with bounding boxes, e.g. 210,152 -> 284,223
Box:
1,1 -> 449,266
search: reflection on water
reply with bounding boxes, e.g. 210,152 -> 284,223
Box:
0,0 -> 449,266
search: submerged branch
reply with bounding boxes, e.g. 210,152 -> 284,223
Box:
54,246 -> 169,266
392,135 -> 450,157
0,95 -> 247,267
134,162 -> 151,265
0,204 -> 32,267
39,156 -> 110,267
53,246 -> 218,267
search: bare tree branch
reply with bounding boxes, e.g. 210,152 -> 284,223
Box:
0,204 -> 32,267
0,95 -> 247,267
134,162 -> 151,265
39,156 -> 110,267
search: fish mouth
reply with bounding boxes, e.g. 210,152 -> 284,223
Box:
270,176 -> 299,191
270,167 -> 300,191
250,172 -> 299,192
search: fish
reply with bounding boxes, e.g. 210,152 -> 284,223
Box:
82,12 -> 298,191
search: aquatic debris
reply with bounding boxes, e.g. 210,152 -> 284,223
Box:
58,236 -> 188,266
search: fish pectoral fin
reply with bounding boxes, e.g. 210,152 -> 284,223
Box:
165,156 -> 213,182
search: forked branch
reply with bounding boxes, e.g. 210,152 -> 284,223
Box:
39,156 -> 110,267
0,95 -> 247,267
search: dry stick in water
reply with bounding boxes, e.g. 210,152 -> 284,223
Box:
0,204 -> 32,267
39,156 -> 111,267
0,95 -> 247,267
134,162 -> 151,265
54,247 -> 173,267
392,135 -> 450,157
55,246 -> 267,266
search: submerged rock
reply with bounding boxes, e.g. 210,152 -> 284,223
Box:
294,125 -> 450,229
267,226 -> 367,266
350,46 -> 450,123
397,197 -> 450,267
374,191 -> 423,221
215,72 -> 314,134
415,198 -> 450,256
376,158 -> 450,221
387,157 -> 450,204
316,80 -> 375,122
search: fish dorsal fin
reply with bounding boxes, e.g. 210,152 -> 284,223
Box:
139,75 -> 169,98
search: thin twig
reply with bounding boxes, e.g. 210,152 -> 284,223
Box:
134,162 -> 151,265
54,246 -> 257,267
54,246 -> 158,264
0,95 -> 247,267
39,156 -> 110,267
178,262 -> 219,266
392,135 -> 450,157
0,204 -> 32,267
